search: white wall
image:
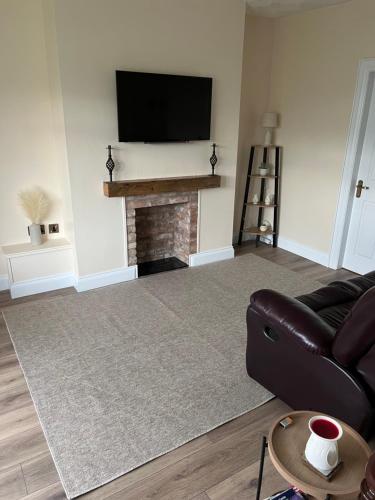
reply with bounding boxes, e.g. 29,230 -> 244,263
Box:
52,0 -> 246,277
267,0 -> 375,256
0,0 -> 68,278
236,0 -> 375,262
234,14 -> 274,242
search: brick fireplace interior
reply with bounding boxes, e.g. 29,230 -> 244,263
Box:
125,191 -> 198,276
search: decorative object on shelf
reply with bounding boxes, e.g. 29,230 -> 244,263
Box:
28,224 -> 43,246
252,193 -> 259,205
18,188 -> 49,246
238,145 -> 281,248
259,220 -> 271,232
106,145 -> 115,182
259,162 -> 270,176
209,143 -> 217,176
262,112 -> 279,146
304,415 -> 343,476
265,192 -> 274,205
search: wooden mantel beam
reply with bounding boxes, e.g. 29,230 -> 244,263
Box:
103,174 -> 221,197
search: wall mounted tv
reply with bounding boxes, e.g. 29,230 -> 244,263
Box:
116,70 -> 212,143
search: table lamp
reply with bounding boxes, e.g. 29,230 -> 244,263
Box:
262,112 -> 278,146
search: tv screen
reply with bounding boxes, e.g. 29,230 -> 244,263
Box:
116,70 -> 212,142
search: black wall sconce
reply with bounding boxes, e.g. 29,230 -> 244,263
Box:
210,143 -> 217,176
106,145 -> 115,182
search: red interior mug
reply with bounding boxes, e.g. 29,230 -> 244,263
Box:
305,415 -> 343,474
310,417 -> 341,440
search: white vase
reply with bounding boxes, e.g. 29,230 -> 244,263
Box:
305,416 -> 343,475
29,223 -> 42,246
265,193 -> 273,205
259,168 -> 268,176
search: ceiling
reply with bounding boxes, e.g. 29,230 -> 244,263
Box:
246,0 -> 352,18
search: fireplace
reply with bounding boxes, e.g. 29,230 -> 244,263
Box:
125,191 -> 198,276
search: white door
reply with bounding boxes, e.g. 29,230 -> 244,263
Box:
343,80 -> 375,274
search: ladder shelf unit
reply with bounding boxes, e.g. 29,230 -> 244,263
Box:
238,145 -> 282,248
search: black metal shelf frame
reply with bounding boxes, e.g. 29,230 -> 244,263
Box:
238,145 -> 281,248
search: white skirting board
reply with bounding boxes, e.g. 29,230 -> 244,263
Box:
189,246 -> 234,266
233,232 -> 330,267
75,266 -> 138,292
277,237 -> 330,267
76,249 -> 234,292
10,273 -> 76,299
0,275 -> 9,291
7,249 -> 234,297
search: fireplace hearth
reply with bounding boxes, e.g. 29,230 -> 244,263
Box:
137,257 -> 188,277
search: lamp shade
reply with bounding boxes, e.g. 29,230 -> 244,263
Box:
262,112 -> 278,128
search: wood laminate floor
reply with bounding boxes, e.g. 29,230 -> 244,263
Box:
0,243 -> 358,499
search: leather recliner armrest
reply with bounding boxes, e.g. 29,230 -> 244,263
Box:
249,289 -> 336,356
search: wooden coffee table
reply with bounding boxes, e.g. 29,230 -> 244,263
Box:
256,411 -> 371,500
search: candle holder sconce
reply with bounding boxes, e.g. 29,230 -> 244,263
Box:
106,145 -> 115,182
210,143 -> 217,176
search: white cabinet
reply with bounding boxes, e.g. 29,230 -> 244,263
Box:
2,239 -> 75,298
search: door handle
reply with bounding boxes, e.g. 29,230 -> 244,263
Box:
356,180 -> 370,198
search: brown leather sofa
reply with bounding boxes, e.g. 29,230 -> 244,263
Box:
246,271 -> 375,438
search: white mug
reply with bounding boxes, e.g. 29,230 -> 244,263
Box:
305,415 -> 343,475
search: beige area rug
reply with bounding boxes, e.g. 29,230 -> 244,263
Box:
3,253 -> 319,498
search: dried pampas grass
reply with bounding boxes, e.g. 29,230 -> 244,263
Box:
18,189 -> 49,224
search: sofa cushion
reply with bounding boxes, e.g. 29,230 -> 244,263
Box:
347,271 -> 375,294
297,283 -> 359,312
316,301 -> 356,330
297,271 -> 375,331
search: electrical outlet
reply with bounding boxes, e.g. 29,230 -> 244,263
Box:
28,224 -> 45,236
49,223 -> 59,234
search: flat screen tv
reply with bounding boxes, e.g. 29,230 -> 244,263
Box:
116,70 -> 212,142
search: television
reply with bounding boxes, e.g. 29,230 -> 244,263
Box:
116,70 -> 212,142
